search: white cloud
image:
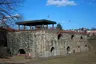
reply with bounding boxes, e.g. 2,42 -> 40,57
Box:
46,0 -> 77,6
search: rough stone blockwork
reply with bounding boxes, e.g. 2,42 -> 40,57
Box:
7,30 -> 89,58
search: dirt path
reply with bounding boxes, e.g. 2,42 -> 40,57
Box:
0,51 -> 96,64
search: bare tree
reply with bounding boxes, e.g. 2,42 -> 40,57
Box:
0,0 -> 24,58
6,14 -> 24,28
0,0 -> 24,23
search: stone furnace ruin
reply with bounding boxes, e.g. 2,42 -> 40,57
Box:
7,19 -> 89,58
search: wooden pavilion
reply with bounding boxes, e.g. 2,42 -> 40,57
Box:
16,19 -> 56,30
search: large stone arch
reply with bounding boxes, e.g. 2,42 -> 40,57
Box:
18,49 -> 26,54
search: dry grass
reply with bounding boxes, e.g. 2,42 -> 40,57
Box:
27,51 -> 96,64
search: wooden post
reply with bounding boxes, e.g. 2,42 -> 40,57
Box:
18,25 -> 20,30
42,25 -> 44,29
30,25 -> 32,30
46,25 -> 48,29
35,26 -> 36,30
24,25 -> 26,30
52,24 -> 54,29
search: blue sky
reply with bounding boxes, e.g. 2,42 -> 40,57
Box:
17,0 -> 96,29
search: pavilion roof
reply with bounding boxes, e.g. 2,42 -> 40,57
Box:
16,19 -> 56,26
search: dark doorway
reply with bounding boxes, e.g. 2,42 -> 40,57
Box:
67,46 -> 70,54
19,49 -> 26,54
50,47 -> 54,52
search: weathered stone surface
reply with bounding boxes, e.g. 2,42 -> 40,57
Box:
7,29 -> 89,58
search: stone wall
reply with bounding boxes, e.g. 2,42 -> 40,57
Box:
58,33 -> 89,56
7,30 -> 57,57
0,28 -> 7,47
7,30 -> 89,58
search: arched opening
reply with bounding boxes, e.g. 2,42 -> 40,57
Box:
58,34 -> 62,40
78,46 -> 80,48
85,45 -> 87,47
19,49 -> 26,54
67,46 -> 70,54
50,47 -> 54,52
71,35 -> 74,39
80,36 -> 83,39
67,46 -> 70,51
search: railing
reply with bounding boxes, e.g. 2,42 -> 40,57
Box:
15,27 -> 57,32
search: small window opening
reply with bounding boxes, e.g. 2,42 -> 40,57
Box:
67,46 -> 70,51
80,36 -> 83,39
85,45 -> 87,47
78,46 -> 80,48
19,49 -> 26,54
71,35 -> 74,39
67,46 -> 70,54
50,47 -> 54,52
58,34 -> 62,40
